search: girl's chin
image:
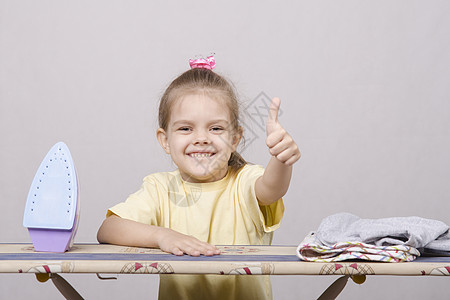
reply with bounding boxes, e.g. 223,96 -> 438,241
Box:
181,169 -> 227,183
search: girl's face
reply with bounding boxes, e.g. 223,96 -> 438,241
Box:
157,93 -> 242,183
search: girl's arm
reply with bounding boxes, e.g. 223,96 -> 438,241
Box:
97,215 -> 220,256
255,97 -> 301,205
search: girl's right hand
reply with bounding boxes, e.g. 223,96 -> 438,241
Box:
156,227 -> 221,256
97,215 -> 220,257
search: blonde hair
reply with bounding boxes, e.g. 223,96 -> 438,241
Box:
158,68 -> 246,171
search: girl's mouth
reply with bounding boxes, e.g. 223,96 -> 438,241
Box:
188,152 -> 215,158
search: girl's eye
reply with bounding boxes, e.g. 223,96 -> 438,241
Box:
211,127 -> 224,132
178,127 -> 191,132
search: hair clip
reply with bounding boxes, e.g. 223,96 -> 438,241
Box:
189,55 -> 216,70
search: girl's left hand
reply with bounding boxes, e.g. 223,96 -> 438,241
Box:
265,97 -> 301,166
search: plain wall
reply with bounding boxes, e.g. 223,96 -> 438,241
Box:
1,0 -> 450,298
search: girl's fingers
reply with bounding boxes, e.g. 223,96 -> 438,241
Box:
196,242 -> 220,256
201,246 -> 220,256
187,249 -> 201,257
266,127 -> 285,148
205,249 -> 219,256
178,239 -> 220,257
284,152 -> 301,166
275,147 -> 301,165
268,135 -> 293,156
268,97 -> 280,124
268,134 -> 300,162
159,229 -> 220,257
171,247 -> 184,256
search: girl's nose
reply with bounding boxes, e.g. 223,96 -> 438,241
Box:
193,130 -> 210,144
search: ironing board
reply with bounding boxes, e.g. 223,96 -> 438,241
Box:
0,243 -> 449,299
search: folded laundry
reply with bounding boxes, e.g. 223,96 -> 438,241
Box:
315,213 -> 450,251
297,232 -> 419,262
296,213 -> 450,262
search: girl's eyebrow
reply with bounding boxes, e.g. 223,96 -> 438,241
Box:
208,119 -> 229,124
172,120 -> 193,126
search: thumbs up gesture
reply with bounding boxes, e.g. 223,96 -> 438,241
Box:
266,98 -> 301,166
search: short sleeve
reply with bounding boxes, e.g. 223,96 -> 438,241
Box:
107,175 -> 161,226
237,165 -> 285,233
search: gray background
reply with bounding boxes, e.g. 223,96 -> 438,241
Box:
1,0 -> 450,299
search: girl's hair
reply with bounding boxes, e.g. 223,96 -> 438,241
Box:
158,68 -> 246,171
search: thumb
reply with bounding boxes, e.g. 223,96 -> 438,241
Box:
266,97 -> 281,134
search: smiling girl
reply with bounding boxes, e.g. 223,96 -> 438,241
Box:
97,56 -> 301,299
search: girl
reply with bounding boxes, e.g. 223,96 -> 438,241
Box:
97,56 -> 301,300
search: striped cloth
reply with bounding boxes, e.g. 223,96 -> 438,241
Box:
296,232 -> 420,262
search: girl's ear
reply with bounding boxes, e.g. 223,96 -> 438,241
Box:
156,128 -> 170,154
231,126 -> 243,151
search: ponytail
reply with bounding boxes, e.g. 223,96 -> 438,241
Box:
228,151 -> 246,171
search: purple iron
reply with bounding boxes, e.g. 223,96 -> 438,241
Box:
23,142 -> 80,252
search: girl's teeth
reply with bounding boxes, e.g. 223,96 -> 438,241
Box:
191,153 -> 211,158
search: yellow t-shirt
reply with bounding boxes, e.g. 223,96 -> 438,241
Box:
108,164 -> 284,300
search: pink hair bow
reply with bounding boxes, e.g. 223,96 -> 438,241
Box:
189,55 -> 216,70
